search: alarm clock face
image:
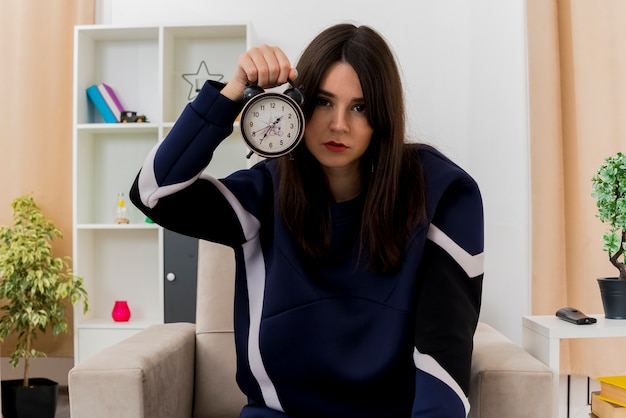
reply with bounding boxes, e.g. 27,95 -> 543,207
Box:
240,92 -> 305,158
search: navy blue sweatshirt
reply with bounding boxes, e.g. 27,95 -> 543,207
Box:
130,82 -> 484,418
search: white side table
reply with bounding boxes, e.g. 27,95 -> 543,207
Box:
522,314 -> 626,418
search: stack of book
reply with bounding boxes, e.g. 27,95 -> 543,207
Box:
592,376 -> 626,417
86,83 -> 125,123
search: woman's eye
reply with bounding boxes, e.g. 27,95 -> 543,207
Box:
353,104 -> 366,113
316,97 -> 331,107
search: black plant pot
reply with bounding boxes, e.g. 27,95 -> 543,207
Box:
1,378 -> 58,418
598,277 -> 626,319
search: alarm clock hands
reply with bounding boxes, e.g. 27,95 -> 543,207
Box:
254,115 -> 284,144
268,115 -> 283,131
264,115 -> 284,141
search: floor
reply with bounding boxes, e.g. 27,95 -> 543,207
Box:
55,386 -> 69,418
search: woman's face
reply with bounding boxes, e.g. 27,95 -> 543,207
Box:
304,62 -> 373,176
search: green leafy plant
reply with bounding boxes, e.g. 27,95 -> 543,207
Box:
592,151 -> 626,280
0,195 -> 88,387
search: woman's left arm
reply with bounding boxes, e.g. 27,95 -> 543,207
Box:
411,176 -> 484,418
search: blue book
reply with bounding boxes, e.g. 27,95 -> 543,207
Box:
86,84 -> 117,123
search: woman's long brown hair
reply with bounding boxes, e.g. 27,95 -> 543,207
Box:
278,24 -> 426,274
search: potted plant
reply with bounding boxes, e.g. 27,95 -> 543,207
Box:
592,151 -> 626,319
0,194 -> 88,418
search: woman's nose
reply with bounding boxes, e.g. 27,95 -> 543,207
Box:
329,109 -> 349,132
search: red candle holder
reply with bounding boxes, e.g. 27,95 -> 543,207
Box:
112,300 -> 131,322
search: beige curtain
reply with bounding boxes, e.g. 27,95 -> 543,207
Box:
0,0 -> 95,357
527,0 -> 626,376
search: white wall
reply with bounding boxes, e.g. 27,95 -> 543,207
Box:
98,0 -> 531,344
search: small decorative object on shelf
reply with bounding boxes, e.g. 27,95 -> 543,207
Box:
97,83 -> 125,123
120,111 -> 148,123
86,84 -> 117,123
181,60 -> 224,100
115,192 -> 130,224
111,300 -> 131,322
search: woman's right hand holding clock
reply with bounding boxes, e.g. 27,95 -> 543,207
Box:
221,45 -> 298,102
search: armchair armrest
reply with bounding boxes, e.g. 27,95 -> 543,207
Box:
469,322 -> 554,418
69,323 -> 196,418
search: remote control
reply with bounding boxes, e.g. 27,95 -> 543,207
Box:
555,307 -> 597,325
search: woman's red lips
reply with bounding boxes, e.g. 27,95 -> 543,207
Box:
324,141 -> 348,152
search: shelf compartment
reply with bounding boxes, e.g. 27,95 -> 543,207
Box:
76,128 -> 157,224
75,26 -> 160,125
74,227 -> 163,325
162,24 -> 248,123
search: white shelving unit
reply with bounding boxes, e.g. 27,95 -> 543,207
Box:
72,23 -> 253,364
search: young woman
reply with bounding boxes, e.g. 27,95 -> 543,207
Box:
130,24 -> 484,418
